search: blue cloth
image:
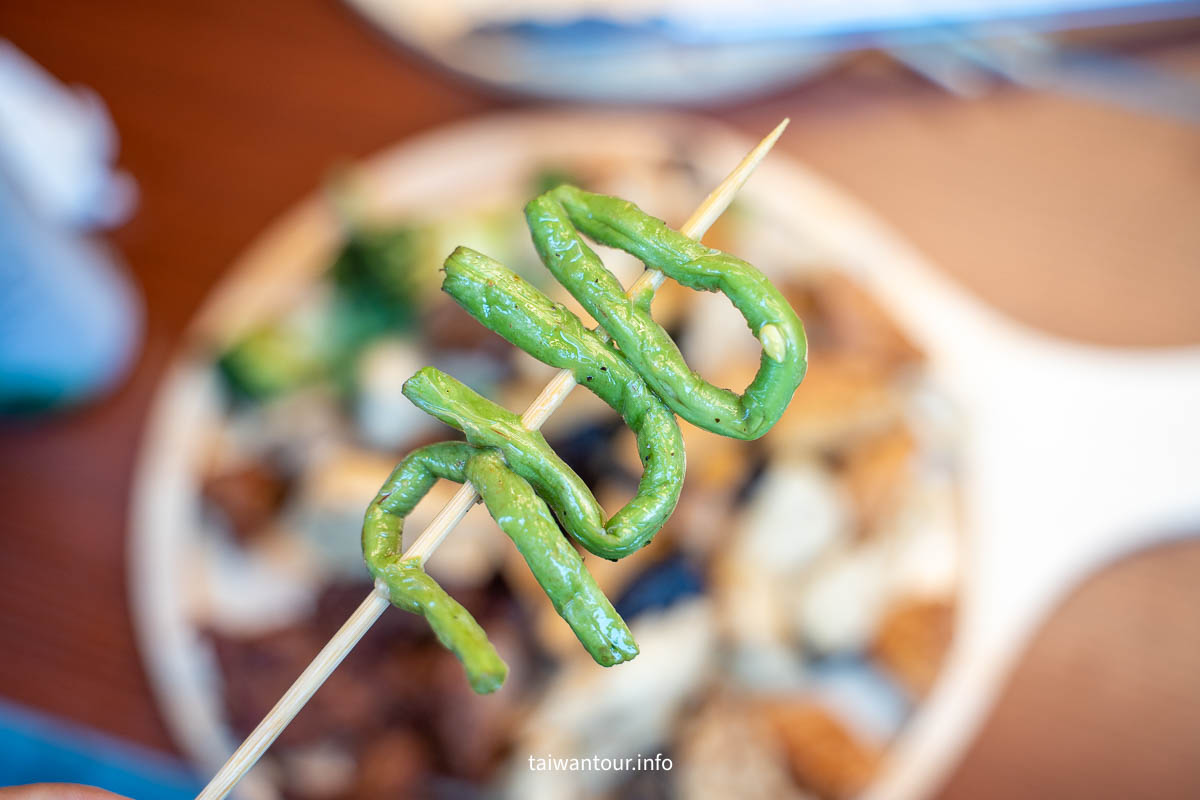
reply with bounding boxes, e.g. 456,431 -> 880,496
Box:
0,698 -> 202,799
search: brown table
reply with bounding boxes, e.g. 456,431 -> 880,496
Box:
1,2 -> 1198,797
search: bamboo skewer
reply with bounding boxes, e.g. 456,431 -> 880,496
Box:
195,118 -> 789,800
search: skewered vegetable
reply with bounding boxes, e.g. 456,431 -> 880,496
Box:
364,185 -> 807,692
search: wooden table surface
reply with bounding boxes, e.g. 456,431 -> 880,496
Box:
1,2 -> 1198,797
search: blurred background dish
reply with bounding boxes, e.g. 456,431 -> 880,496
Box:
343,0 -> 1200,105
130,112 -> 966,800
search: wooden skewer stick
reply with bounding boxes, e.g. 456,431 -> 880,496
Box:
195,118 -> 789,800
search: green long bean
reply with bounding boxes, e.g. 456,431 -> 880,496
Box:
364,186 -> 806,692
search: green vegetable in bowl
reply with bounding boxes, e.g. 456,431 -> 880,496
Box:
216,324 -> 327,401
329,226 -> 423,348
216,224 -> 424,402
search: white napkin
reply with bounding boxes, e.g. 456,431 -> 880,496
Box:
0,39 -> 136,230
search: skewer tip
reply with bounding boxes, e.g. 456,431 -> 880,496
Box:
679,118 -> 789,240
754,118 -> 790,155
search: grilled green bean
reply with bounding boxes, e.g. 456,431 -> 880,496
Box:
540,185 -> 806,440
363,185 -> 806,692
